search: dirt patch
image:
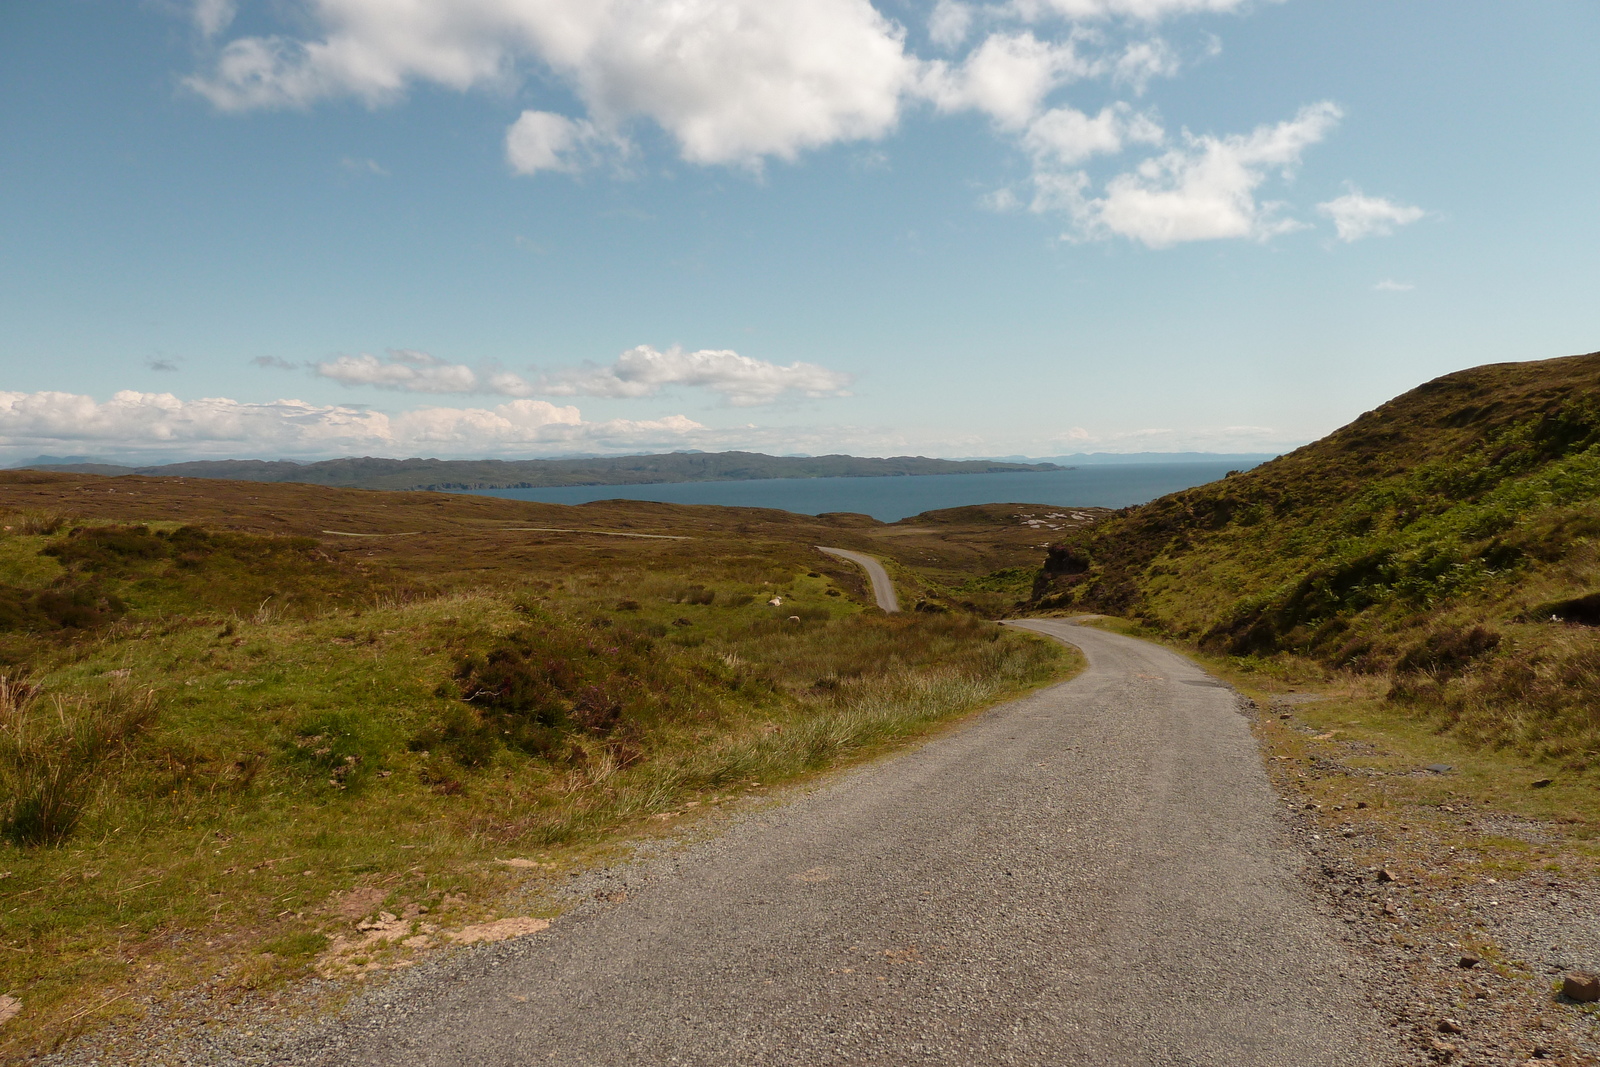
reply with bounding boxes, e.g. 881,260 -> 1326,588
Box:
329,887 -> 387,921
449,918 -> 550,945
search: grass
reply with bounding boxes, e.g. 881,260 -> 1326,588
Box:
0,476 -> 1078,1060
1038,350 -> 1600,763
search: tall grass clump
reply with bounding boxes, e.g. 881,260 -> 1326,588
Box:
0,676 -> 155,845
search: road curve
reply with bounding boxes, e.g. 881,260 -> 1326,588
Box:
287,619 -> 1393,1067
816,546 -> 900,612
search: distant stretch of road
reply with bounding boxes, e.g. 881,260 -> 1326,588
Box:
816,546 -> 900,612
285,618 -> 1393,1067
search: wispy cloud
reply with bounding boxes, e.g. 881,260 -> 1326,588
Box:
1373,279 -> 1415,292
339,156 -> 389,177
1317,187 -> 1424,241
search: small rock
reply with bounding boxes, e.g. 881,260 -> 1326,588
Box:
1458,955 -> 1481,969
1426,764 -> 1453,774
0,995 -> 20,1028
1531,778 -> 1554,788
1438,1018 -> 1465,1034
1377,868 -> 1399,883
1562,971 -> 1600,1002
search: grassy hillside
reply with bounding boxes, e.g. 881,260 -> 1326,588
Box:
1035,350 -> 1600,761
0,473 -> 1075,1058
20,451 -> 1063,490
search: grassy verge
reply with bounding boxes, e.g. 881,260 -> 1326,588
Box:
0,516 -> 1075,1060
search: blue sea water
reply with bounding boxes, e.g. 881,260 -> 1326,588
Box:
460,461 -> 1254,523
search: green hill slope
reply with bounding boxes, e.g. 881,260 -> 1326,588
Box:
1037,349 -> 1600,760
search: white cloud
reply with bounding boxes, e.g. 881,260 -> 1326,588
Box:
1013,0 -> 1272,21
315,350 -> 531,396
920,32 -> 1097,128
339,155 -> 388,176
186,0 -> 916,169
545,346 -> 854,406
1023,102 -> 1162,166
312,346 -> 852,406
1317,187 -> 1424,241
1047,101 -> 1341,247
1374,279 -> 1415,292
929,1 -> 974,49
191,0 -> 236,37
0,390 -> 706,459
1112,37 -> 1178,92
505,111 -> 629,175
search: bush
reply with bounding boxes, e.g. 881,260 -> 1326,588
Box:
1393,625 -> 1501,681
0,676 -> 156,845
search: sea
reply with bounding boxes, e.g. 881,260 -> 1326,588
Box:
460,461 -> 1256,523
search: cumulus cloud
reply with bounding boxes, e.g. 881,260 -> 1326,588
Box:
1040,101 -> 1341,247
920,31 -> 1097,128
1317,187 -> 1424,241
1023,102 -> 1162,166
186,0 -> 916,169
182,0 -> 1222,172
545,346 -> 854,406
0,389 -> 706,459
312,346 -> 852,406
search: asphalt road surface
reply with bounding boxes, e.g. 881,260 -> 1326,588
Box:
291,619 -> 1393,1067
816,546 -> 900,612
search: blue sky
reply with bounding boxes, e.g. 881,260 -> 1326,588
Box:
1,0 -> 1596,462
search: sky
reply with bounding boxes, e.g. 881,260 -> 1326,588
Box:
1,0 -> 1597,463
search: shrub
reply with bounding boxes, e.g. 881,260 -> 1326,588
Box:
1393,625 -> 1501,681
0,676 -> 156,845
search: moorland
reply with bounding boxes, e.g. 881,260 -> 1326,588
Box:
0,472 -> 1092,1058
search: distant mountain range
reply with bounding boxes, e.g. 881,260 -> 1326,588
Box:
15,452 -> 1067,491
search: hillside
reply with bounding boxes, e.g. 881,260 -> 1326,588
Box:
18,451 -> 1063,490
1034,349 -> 1600,760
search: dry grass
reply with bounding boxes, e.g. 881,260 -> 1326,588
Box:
0,677 -> 156,846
